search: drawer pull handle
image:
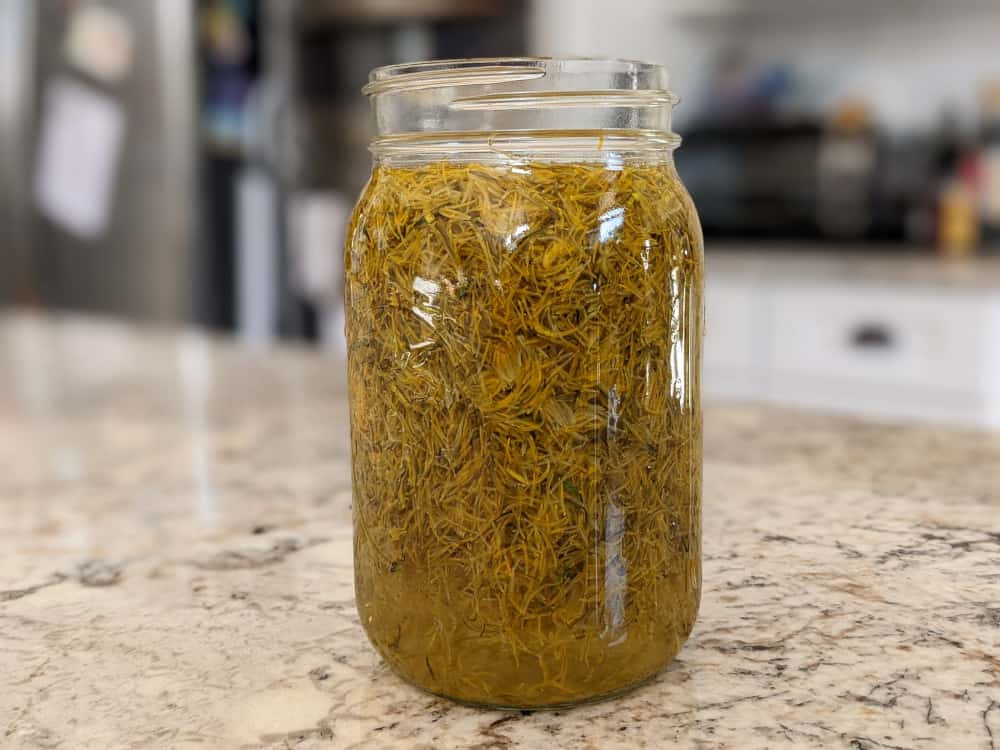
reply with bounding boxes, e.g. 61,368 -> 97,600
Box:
850,323 -> 895,349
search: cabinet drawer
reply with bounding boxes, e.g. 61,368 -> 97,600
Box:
769,282 -> 989,394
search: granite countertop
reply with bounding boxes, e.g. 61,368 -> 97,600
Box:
706,245 -> 1000,289
2,313 -> 998,750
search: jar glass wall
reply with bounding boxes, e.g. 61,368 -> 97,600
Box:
346,58 -> 703,709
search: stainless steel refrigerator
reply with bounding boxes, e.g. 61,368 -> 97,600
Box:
0,0 -> 198,324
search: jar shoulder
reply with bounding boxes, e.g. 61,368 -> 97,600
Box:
347,160 -> 702,268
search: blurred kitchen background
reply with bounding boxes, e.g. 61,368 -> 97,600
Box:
2,0 -> 1000,428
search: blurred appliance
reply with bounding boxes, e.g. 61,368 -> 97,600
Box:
0,0 -> 35,304
676,119 -> 931,243
677,121 -> 825,239
7,0 -> 200,324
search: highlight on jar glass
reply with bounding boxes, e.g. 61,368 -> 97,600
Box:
345,57 -> 704,710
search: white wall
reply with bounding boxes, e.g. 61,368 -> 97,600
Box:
527,0 -> 718,128
528,0 -> 1000,133
733,1 -> 1000,133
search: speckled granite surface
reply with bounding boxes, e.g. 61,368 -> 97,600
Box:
2,313 -> 998,750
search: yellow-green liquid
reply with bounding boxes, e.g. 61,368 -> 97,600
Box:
346,159 -> 703,708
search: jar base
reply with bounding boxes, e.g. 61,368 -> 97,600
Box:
380,659 -> 668,712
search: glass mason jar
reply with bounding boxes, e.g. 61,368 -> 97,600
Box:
346,58 -> 703,709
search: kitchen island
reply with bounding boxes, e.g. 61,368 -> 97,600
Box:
703,247 -> 1000,428
1,313 -> 998,749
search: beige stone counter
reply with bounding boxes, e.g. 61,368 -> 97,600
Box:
1,313 -> 998,749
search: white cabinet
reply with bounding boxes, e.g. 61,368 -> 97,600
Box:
704,271 -> 1000,428
703,277 -> 767,400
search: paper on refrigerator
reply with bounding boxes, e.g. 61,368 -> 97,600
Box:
34,77 -> 126,240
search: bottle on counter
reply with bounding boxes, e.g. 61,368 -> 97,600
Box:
934,106 -> 981,257
938,173 -> 980,258
816,100 -> 878,240
979,82 -> 1000,247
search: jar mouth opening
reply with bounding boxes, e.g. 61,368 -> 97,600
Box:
364,57 -> 678,142
363,57 -> 670,97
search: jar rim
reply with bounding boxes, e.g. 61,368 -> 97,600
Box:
363,57 -> 678,144
363,57 -> 670,98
